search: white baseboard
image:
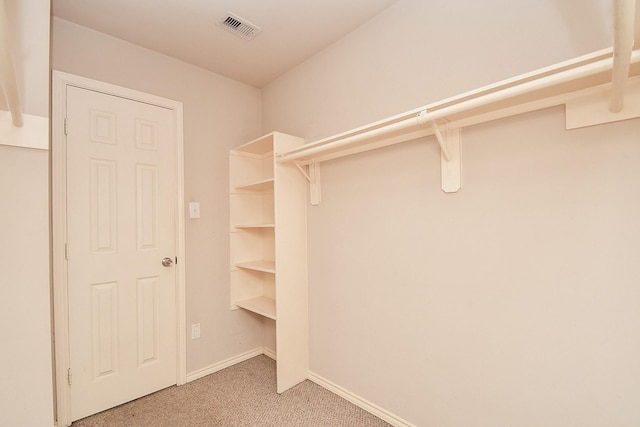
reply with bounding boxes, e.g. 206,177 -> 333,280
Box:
186,347 -> 264,383
185,348 -> 413,427
307,371 -> 416,427
262,346 -> 276,360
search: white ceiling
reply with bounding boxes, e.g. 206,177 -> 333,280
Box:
52,0 -> 400,88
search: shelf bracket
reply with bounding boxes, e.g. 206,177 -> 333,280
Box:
439,127 -> 461,193
294,162 -> 312,182
294,161 -> 321,205
309,163 -> 321,206
431,120 -> 452,162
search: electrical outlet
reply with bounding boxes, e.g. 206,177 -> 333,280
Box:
191,323 -> 201,339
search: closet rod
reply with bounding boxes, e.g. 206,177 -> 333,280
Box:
280,111 -> 429,163
279,49 -> 640,165
610,0 -> 636,112
0,0 -> 23,127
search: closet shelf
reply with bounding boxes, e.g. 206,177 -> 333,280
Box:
235,260 -> 276,274
234,223 -> 275,229
231,133 -> 275,156
277,47 -> 640,203
235,178 -> 274,192
279,49 -> 640,167
235,296 -> 276,320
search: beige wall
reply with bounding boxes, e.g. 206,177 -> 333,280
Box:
0,147 -> 53,426
0,0 -> 53,426
263,0 -> 640,426
263,0 -> 613,140
52,18 -> 264,373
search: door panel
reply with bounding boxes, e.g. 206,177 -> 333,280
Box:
66,86 -> 177,421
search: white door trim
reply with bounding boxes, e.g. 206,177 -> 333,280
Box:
51,71 -> 187,427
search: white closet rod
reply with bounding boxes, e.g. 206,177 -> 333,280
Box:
610,0 -> 637,112
0,0 -> 23,127
282,113 -> 427,162
279,48 -> 640,165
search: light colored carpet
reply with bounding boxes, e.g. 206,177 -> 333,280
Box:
72,355 -> 391,426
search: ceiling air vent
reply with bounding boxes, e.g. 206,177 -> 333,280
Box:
217,11 -> 262,40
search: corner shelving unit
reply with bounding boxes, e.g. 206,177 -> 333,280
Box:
229,131 -> 308,393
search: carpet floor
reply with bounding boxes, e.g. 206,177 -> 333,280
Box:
72,355 -> 391,426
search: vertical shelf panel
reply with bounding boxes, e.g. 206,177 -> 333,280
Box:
273,135 -> 309,394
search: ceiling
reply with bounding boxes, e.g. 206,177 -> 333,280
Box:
52,0 -> 400,88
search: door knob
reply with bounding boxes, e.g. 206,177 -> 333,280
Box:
162,257 -> 174,267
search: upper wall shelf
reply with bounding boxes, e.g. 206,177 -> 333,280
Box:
278,45 -> 640,204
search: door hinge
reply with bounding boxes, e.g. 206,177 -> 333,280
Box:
64,117 -> 68,135
67,368 -> 72,386
65,243 -> 69,261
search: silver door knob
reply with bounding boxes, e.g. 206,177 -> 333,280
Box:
162,257 -> 174,267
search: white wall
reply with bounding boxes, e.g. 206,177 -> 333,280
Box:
263,0 -> 640,425
0,0 -> 54,426
52,18 -> 264,374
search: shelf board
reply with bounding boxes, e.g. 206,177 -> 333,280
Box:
235,296 -> 276,320
235,260 -> 276,274
278,49 -> 640,167
234,223 -> 275,229
232,133 -> 274,156
235,178 -> 274,192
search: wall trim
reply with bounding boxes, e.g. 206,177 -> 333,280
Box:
307,371 -> 416,427
214,347 -> 412,426
262,346 -> 276,360
57,342 -> 412,427
186,348 -> 265,383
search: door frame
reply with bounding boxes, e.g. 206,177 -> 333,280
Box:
51,71 -> 187,426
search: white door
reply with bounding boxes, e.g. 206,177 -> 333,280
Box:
66,86 -> 177,421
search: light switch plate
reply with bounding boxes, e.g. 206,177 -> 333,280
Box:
189,202 -> 200,219
191,323 -> 201,339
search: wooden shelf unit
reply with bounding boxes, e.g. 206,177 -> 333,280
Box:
229,132 -> 308,393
